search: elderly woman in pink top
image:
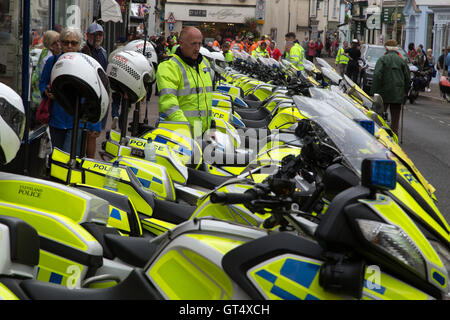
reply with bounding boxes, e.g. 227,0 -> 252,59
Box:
308,40 -> 315,62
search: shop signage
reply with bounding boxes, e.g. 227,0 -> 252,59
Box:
255,0 -> 266,24
165,4 -> 254,23
189,9 -> 207,17
366,13 -> 381,29
435,13 -> 450,24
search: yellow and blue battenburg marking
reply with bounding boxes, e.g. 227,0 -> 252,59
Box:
36,267 -> 64,285
250,257 -> 324,300
128,166 -> 163,189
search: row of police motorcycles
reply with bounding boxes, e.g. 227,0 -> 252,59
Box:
0,39 -> 449,300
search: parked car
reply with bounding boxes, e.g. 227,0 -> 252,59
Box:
359,44 -> 413,94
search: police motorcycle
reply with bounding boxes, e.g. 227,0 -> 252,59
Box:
222,56 -> 436,204
0,80 -> 154,289
1,75 -> 448,297
2,119 -> 450,300
440,74 -> 450,103
407,63 -> 433,104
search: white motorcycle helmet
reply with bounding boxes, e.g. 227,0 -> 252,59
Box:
0,83 -> 25,164
50,52 -> 109,123
123,40 -> 157,83
106,50 -> 152,103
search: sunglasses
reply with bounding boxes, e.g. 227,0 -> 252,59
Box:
61,40 -> 79,46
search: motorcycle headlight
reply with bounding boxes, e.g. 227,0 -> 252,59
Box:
357,219 -> 426,279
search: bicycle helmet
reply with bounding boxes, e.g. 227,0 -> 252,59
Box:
106,50 -> 152,103
0,83 -> 25,164
50,52 -> 110,123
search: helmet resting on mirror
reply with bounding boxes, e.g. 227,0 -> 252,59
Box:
50,52 -> 110,123
0,82 -> 25,165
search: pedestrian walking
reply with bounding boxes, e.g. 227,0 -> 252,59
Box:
371,39 -> 410,136
345,39 -> 361,83
437,47 -> 448,76
308,40 -> 315,62
315,37 -> 323,58
325,36 -> 330,57
335,41 -> 349,76
408,43 -> 418,62
426,48 -> 435,92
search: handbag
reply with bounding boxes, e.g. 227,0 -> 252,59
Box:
35,54 -> 58,125
35,96 -> 51,124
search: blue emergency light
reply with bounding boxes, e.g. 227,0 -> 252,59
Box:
362,159 -> 397,190
357,119 -> 375,136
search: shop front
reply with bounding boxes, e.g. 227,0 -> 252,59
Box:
163,2 -> 257,42
0,0 -> 96,101
431,7 -> 450,64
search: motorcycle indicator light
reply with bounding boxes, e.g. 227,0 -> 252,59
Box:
356,119 -> 375,136
357,219 -> 426,279
361,159 -> 397,190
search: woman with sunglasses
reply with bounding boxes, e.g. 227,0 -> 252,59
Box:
39,27 -> 102,156
31,30 -> 61,107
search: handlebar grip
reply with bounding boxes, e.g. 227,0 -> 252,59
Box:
210,191 -> 256,204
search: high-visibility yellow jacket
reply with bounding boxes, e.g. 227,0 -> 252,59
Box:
335,47 -> 349,65
156,54 -> 213,139
224,50 -> 234,63
286,43 -> 304,71
252,46 -> 269,58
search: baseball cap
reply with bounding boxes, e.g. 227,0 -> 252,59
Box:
87,22 -> 103,34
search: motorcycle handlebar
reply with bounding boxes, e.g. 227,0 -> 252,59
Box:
209,191 -> 257,204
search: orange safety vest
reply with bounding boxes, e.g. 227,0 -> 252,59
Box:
250,42 -> 258,54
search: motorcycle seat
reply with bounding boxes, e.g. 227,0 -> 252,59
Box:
241,117 -> 270,128
19,268 -> 161,300
103,233 -> 158,268
187,167 -> 232,189
243,99 -> 264,109
151,197 -> 196,224
235,107 -> 270,121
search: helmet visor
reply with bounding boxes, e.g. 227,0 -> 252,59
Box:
0,97 -> 25,141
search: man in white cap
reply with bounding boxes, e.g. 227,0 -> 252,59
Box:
82,22 -> 107,71
81,22 -> 108,157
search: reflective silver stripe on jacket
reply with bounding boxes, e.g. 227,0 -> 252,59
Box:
169,56 -> 212,95
159,86 -> 213,97
164,105 -> 181,116
170,56 -> 191,90
183,110 -> 213,117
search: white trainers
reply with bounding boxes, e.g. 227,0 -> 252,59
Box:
425,88 -> 431,92
111,117 -> 119,130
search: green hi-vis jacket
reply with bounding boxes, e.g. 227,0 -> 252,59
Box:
286,43 -> 305,71
156,53 -> 213,139
335,47 -> 349,65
